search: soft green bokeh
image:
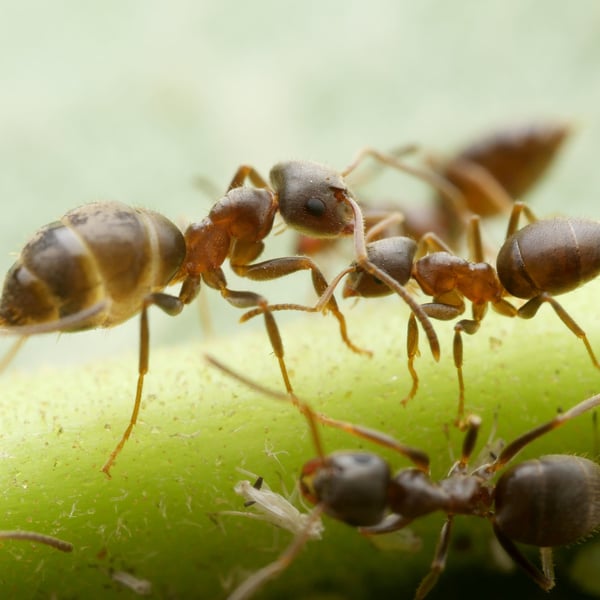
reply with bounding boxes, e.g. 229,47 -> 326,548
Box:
2,288 -> 600,599
1,2 -> 600,599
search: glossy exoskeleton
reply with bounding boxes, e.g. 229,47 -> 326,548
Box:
0,202 -> 193,476
296,121 -> 570,254
206,356 -> 600,600
323,201 -> 600,424
0,149 -> 444,475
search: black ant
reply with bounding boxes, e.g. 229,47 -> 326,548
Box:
205,354 -> 600,600
255,200 -> 600,425
0,149 -> 449,476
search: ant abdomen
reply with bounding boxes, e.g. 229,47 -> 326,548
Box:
497,218 -> 600,298
0,201 -> 185,329
494,454 -> 600,547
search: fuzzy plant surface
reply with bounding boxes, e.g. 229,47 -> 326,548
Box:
1,287 -> 600,600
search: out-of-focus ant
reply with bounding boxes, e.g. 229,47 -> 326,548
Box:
0,529 -> 72,553
433,121 -> 570,216
206,354 -> 600,600
295,121 -> 570,255
0,148 -> 448,475
257,200 -> 600,425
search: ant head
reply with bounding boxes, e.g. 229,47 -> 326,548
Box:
343,237 -> 417,299
299,451 -> 391,527
270,161 -> 355,237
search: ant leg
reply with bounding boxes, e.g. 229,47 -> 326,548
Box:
0,336 -> 28,373
452,302 -> 486,428
415,232 -> 454,258
466,214 -> 484,263
441,158 -> 516,217
449,414 -> 482,474
492,522 -> 554,590
481,393 -> 600,475
360,513 -> 414,535
0,530 -> 73,552
540,547 -> 555,588
517,292 -> 600,368
415,517 -> 454,600
101,291 -> 187,477
342,147 -> 470,226
403,314 -> 420,405
364,211 -> 405,243
342,195 -> 441,361
403,300 -> 463,406
232,256 -> 370,356
343,143 -> 418,187
227,505 -> 325,600
505,201 -> 538,239
202,269 -> 298,400
205,354 -> 431,472
226,165 -> 270,191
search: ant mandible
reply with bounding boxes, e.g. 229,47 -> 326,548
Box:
206,355 -> 600,600
0,148 -> 448,476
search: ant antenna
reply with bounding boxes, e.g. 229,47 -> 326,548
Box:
204,354 -> 430,472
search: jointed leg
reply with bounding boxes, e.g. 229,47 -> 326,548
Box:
415,517 -> 455,599
233,256 -> 370,356
226,505 -> 325,600
492,522 -> 555,591
505,201 -> 538,239
101,291 -> 189,477
227,165 -> 270,191
205,354 -> 431,472
517,292 -> 600,369
481,393 -> 600,475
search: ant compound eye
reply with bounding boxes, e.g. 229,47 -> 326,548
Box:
305,197 -> 327,218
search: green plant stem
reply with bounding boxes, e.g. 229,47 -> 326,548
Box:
1,289 -> 600,599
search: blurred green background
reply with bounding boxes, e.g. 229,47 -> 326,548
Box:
1,0 -> 599,369
1,2 -> 600,599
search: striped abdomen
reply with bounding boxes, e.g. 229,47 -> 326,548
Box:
0,202 -> 185,330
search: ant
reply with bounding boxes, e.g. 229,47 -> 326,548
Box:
432,120 -> 570,216
0,529 -> 72,553
256,200 -> 600,426
205,354 -> 600,600
295,120 -> 570,255
0,148 -> 448,476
